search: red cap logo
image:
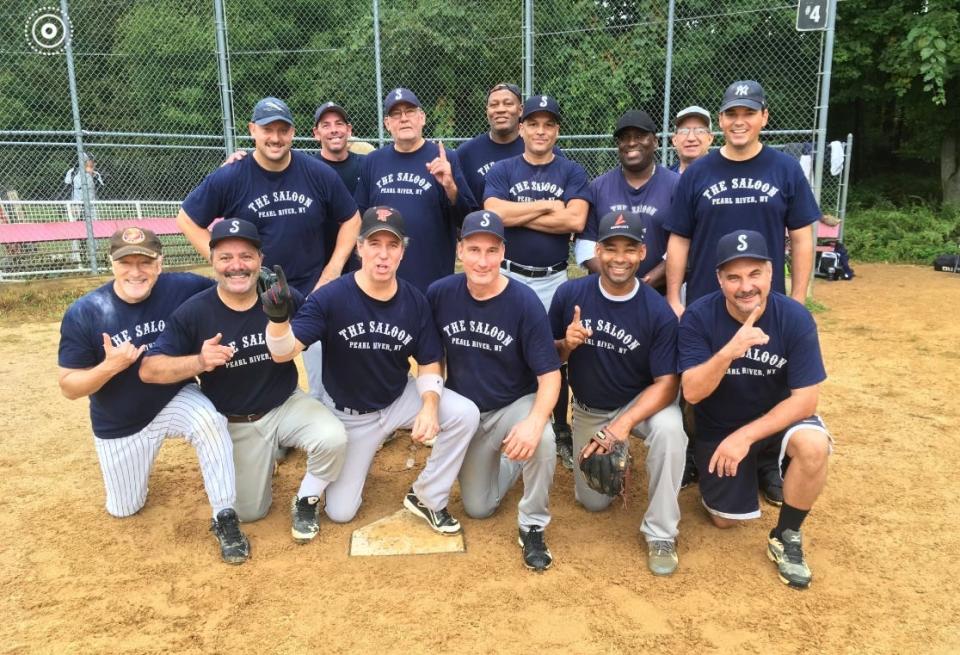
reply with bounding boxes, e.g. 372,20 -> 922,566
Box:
121,227 -> 145,244
614,214 -> 627,226
376,208 -> 392,222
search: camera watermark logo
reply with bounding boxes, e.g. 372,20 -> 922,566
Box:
24,6 -> 72,55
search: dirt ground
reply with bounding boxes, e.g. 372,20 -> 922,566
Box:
1,262 -> 958,654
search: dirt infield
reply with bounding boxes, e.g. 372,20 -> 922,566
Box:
2,262 -> 958,654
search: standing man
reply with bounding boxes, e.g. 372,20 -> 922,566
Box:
265,206 -> 480,533
551,211 -> 687,576
354,88 -> 475,292
427,210 -> 561,572
574,110 -> 679,293
679,230 -> 831,589
58,227 -> 249,565
483,94 -> 590,471
140,220 -> 348,545
670,106 -> 714,174
664,81 -> 821,504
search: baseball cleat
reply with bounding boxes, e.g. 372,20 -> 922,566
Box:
554,424 -> 574,471
211,508 -> 250,565
291,495 -> 321,543
647,540 -> 679,576
767,529 -> 812,589
518,526 -> 552,572
761,479 -> 784,506
403,489 -> 462,535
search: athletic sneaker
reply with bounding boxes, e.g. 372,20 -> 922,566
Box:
554,424 -> 574,471
647,540 -> 679,576
767,529 -> 812,588
761,477 -> 784,506
291,495 -> 321,543
518,526 -> 553,572
403,488 -> 461,535
210,508 -> 250,565
680,455 -> 699,490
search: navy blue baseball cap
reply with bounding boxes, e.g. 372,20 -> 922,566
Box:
251,97 -> 294,126
384,88 -> 421,114
360,206 -> 407,239
597,211 -> 645,243
209,218 -> 262,249
460,210 -> 506,242
719,80 -> 767,113
313,101 -> 349,125
521,94 -> 561,122
715,229 -> 772,268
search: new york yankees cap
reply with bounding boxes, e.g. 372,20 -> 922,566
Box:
597,211 -> 645,244
715,229 -> 772,269
360,206 -> 407,239
613,110 -> 658,137
460,210 -> 506,242
209,218 -> 262,250
674,105 -> 712,128
110,227 -> 162,260
251,97 -> 294,126
719,80 -> 767,113
521,94 -> 561,122
384,88 -> 421,114
314,101 -> 349,125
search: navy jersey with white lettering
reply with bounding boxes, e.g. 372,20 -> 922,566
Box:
181,150 -> 358,295
354,142 -> 476,292
147,286 -> 304,416
677,291 -> 826,441
427,274 -> 561,412
318,150 -> 365,273
663,146 -> 820,303
584,164 -> 679,278
58,273 -> 214,439
455,134 -> 563,206
291,274 -> 443,410
483,154 -> 591,267
549,275 -> 678,410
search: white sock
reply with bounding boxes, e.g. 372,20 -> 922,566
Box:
297,472 -> 327,499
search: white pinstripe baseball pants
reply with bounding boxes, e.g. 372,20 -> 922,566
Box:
92,384 -> 236,518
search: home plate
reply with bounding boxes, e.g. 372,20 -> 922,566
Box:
349,510 -> 465,556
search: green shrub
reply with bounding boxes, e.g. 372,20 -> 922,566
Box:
843,205 -> 960,263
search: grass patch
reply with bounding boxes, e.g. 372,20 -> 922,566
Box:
805,297 -> 828,313
844,205 -> 960,264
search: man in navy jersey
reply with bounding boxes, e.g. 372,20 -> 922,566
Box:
354,88 -> 476,293
679,230 -> 831,589
265,206 -> 480,534
176,96 -> 362,405
574,110 -> 679,293
669,106 -> 714,174
58,227 -> 249,564
483,94 -> 590,473
427,210 -> 561,571
141,220 -> 348,546
551,211 -> 687,576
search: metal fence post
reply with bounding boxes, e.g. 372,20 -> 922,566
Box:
812,0 -> 837,204
213,0 -> 235,156
60,0 -> 98,274
372,0 -> 385,146
523,0 -> 534,96
660,0 -> 676,164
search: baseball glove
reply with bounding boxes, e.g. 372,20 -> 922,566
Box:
578,428 -> 632,501
259,265 -> 293,323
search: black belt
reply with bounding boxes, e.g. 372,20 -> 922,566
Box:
334,403 -> 377,416
573,398 -> 617,414
226,412 -> 267,423
500,259 -> 567,279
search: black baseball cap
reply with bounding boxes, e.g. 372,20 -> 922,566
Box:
597,211 -> 645,243
110,227 -> 162,260
251,97 -> 294,126
313,102 -> 349,125
719,80 -> 767,113
209,218 -> 262,250
488,83 -> 522,101
384,88 -> 421,114
613,110 -> 657,138
521,94 -> 561,122
460,210 -> 506,242
715,229 -> 772,268
360,206 -> 407,239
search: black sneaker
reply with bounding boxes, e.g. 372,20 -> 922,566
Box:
210,508 -> 250,565
554,424 -> 574,472
403,488 -> 462,535
680,454 -> 699,489
291,495 -> 321,543
761,477 -> 784,506
518,526 -> 553,572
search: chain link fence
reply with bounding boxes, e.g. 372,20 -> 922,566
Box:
0,0 -> 846,278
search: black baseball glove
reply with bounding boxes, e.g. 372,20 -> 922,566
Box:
578,428 -> 632,500
259,265 -> 293,323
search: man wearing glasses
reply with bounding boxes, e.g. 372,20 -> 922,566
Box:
670,106 -> 715,174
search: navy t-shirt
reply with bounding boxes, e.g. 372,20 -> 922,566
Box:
354,142 -> 476,292
663,146 -> 820,303
148,286 -> 304,416
677,291 -> 827,441
583,164 -> 679,278
454,134 -> 563,206
483,154 -> 591,267
58,272 -> 214,439
318,150 -> 365,273
181,150 -> 358,295
291,274 -> 443,411
549,275 -> 678,411
427,274 -> 561,412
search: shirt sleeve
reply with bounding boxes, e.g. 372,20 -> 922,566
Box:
413,296 -> 444,366
785,158 -> 822,230
677,306 -> 714,373
647,300 -> 680,379
57,304 -> 99,369
662,171 -> 694,238
147,305 -> 198,357
180,168 -> 232,228
547,284 -> 568,340
521,300 -> 562,375
562,162 -> 592,203
353,154 -> 373,214
447,147 -> 477,219
290,290 -> 326,349
482,160 -> 511,202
